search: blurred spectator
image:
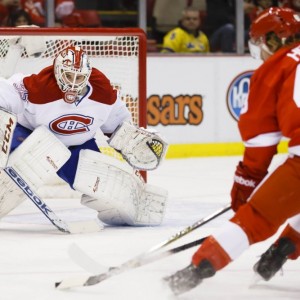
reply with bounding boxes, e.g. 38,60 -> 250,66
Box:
282,0 -> 300,13
20,0 -> 75,26
249,0 -> 279,21
21,0 -> 44,26
151,0 -> 206,44
6,8 -> 31,26
244,0 -> 257,46
151,0 -> 190,44
55,0 -> 74,20
161,6 -> 209,53
203,0 -> 255,53
0,1 -> 9,25
244,0 -> 256,13
3,0 -> 21,11
203,0 -> 236,52
0,0 -> 21,25
61,9 -> 102,28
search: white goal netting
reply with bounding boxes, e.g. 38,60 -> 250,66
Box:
0,28 -> 146,198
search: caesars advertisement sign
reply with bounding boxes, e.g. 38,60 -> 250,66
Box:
146,56 -> 260,144
146,69 -> 253,128
147,94 -> 204,126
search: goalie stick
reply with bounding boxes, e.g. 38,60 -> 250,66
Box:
4,166 -> 102,234
55,203 -> 231,289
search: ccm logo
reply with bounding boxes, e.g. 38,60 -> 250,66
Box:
5,167 -> 53,216
1,117 -> 15,154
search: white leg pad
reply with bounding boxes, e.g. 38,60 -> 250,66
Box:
0,108 -> 17,168
0,169 -> 26,218
8,126 -> 71,191
134,184 -> 168,225
75,150 -> 168,226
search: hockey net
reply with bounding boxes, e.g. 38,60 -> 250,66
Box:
0,27 -> 147,198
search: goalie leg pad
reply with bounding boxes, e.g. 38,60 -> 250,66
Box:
108,121 -> 168,170
74,149 -> 142,226
0,108 -> 17,168
75,150 -> 168,226
0,169 -> 26,218
81,186 -> 168,226
8,126 -> 71,191
134,184 -> 168,226
81,194 -> 135,226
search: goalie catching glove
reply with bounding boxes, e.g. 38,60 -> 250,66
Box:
108,121 -> 168,170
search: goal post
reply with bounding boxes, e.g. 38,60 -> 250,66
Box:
0,27 -> 147,198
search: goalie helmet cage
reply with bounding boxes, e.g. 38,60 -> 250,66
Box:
0,27 -> 147,198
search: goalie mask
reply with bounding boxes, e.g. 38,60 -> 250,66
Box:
248,7 -> 300,60
54,46 -> 92,104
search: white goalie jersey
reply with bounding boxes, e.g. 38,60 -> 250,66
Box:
0,66 -> 131,147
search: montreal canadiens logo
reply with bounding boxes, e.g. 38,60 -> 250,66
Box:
226,71 -> 253,121
50,114 -> 94,135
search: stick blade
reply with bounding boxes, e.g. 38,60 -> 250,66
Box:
55,275 -> 90,290
67,220 -> 104,234
68,243 -> 106,273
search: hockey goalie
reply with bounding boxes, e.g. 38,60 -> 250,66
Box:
0,45 -> 168,227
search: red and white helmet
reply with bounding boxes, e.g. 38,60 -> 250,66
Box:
249,7 -> 300,59
54,46 -> 92,103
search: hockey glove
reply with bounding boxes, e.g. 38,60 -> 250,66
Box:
108,121 -> 168,170
230,161 -> 266,212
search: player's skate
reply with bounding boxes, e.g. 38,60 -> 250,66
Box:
164,260 -> 216,295
253,237 -> 296,281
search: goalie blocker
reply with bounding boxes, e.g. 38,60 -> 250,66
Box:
74,149 -> 168,226
108,121 -> 168,170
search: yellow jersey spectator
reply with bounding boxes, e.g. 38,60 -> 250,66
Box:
161,6 -> 210,53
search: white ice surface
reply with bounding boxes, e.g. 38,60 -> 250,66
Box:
1,154 -> 299,300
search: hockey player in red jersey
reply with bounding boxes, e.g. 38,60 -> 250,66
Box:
164,7 -> 300,295
0,45 -> 168,227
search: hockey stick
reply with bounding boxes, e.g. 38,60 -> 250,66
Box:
57,237 -> 207,290
68,237 -> 206,274
55,203 -> 231,289
4,166 -> 103,234
140,203 -> 231,254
